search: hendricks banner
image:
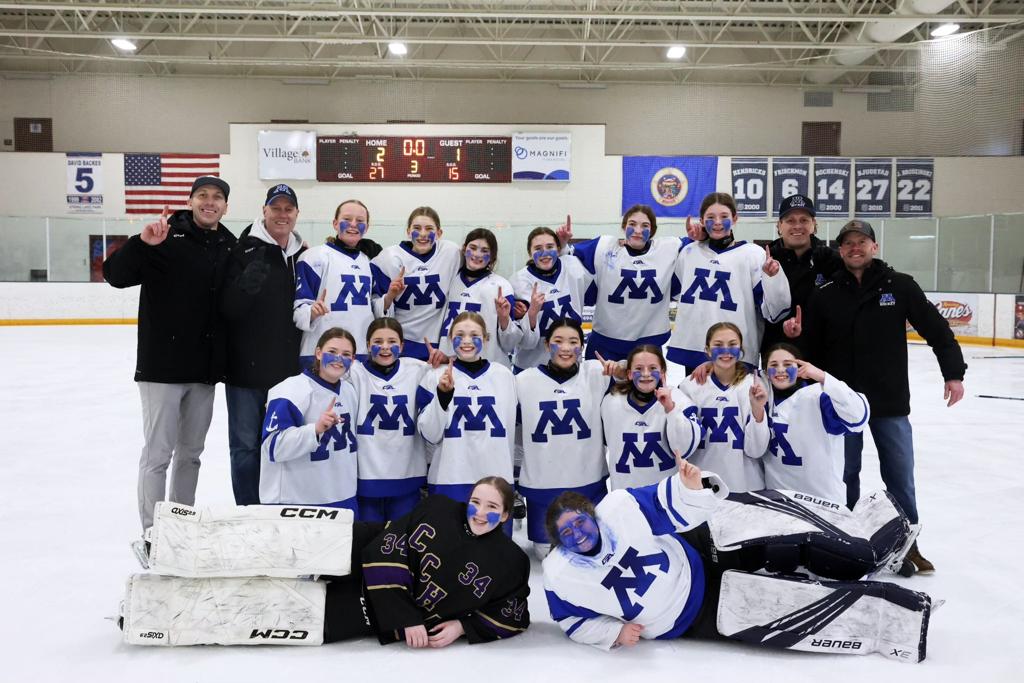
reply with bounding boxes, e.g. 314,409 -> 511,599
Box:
730,157 -> 769,217
258,130 -> 317,180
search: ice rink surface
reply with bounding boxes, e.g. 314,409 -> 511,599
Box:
1,325 -> 1021,683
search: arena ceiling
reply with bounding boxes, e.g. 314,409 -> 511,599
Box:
0,1 -> 1022,87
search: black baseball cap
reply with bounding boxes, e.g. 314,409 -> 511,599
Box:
190,175 -> 230,199
778,194 -> 815,219
837,219 -> 877,244
265,183 -> 298,209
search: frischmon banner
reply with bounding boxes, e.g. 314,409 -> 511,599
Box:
512,133 -> 571,181
66,152 -> 103,213
907,292 -> 978,337
771,157 -> 810,216
258,130 -> 316,179
621,156 -> 718,217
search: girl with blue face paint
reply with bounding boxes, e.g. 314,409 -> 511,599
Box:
760,343 -> 870,504
259,326 -> 361,514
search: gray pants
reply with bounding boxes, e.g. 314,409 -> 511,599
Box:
138,382 -> 215,530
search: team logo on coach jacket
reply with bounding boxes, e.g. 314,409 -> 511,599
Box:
879,293 -> 896,306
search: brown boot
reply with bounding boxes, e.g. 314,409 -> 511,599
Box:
904,542 -> 935,575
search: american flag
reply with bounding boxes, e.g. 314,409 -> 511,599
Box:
123,153 -> 220,215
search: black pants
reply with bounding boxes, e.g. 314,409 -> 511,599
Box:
322,521 -> 385,644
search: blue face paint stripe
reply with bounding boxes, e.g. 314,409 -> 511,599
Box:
708,346 -> 742,362
321,352 -> 352,371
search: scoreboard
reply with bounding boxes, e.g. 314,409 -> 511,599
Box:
316,136 -> 512,183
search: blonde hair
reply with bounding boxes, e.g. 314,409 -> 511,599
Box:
449,311 -> 489,340
705,322 -> 748,387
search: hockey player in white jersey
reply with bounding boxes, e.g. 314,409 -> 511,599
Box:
669,192 -> 790,374
349,318 -> 443,522
762,343 -> 870,505
510,227 -> 592,372
417,312 -> 517,518
515,318 -> 625,557
542,454 -> 932,662
562,207 -> 683,361
677,323 -> 769,492
602,344 -> 702,490
438,229 -> 522,368
261,327 -> 360,515
293,200 -> 392,365
371,206 -> 462,361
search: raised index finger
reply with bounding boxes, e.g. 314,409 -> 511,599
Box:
497,286 -> 503,300
795,305 -> 802,323
423,337 -> 435,353
595,351 -> 605,363
397,266 -> 406,279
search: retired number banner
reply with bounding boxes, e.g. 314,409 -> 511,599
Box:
895,158 -> 934,217
854,158 -> 892,217
771,157 -> 809,216
731,157 -> 768,217
812,158 -> 851,218
66,152 -> 104,213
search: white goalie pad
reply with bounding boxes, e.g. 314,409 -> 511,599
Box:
148,502 -> 354,578
707,489 -> 906,554
716,571 -> 931,663
123,574 -> 325,646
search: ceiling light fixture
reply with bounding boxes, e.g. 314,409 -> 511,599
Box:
387,42 -> 408,56
666,45 -> 686,60
111,38 -> 137,51
930,23 -> 961,38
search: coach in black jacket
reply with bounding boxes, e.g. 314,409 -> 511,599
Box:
103,176 -> 236,530
798,219 -> 965,574
220,184 -> 307,504
761,194 -> 843,354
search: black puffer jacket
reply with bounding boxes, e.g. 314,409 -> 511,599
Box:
103,210 -> 236,384
762,235 -> 844,354
221,221 -> 308,389
802,259 -> 966,417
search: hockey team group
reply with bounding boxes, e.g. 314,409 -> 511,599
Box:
105,176 -> 968,662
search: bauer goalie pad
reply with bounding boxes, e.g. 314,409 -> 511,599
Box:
716,570 -> 931,663
706,489 -> 911,577
147,502 -> 354,578
122,574 -> 325,646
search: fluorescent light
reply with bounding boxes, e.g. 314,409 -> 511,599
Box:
111,38 -> 137,51
387,41 -> 408,56
666,45 -> 686,60
930,23 -> 960,38
908,235 -> 936,240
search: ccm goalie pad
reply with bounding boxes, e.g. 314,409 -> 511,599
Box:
706,489 -> 912,579
717,571 -> 931,663
122,574 -> 325,646
147,502 -> 354,578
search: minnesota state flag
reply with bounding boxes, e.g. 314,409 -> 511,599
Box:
621,156 -> 718,217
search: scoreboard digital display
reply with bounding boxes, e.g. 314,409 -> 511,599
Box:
316,136 -> 511,183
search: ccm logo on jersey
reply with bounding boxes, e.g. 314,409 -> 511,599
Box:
170,506 -> 196,516
250,629 -> 309,640
792,493 -> 841,510
137,631 -> 165,639
810,639 -> 862,650
280,508 -> 340,519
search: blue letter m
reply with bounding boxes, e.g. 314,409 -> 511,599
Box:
678,268 -> 738,312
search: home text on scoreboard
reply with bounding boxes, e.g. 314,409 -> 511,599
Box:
316,136 -> 512,183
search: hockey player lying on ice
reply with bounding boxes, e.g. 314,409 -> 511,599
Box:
542,453 -> 932,662
119,477 -> 530,648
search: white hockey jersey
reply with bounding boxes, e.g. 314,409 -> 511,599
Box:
542,475 -> 726,650
516,361 -> 609,491
602,389 -> 702,490
348,358 -> 433,498
416,360 -> 517,487
510,259 -> 592,371
669,240 -> 791,368
765,374 -> 870,504
437,270 -> 522,368
260,370 -> 359,507
677,373 -> 769,492
371,240 -> 462,358
570,235 -> 682,353
293,242 -> 391,358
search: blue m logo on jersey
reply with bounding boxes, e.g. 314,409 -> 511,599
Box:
685,405 -> 745,449
530,399 -> 590,442
445,396 -> 506,437
331,274 -> 371,310
608,269 -> 663,304
614,432 -> 674,473
600,547 -> 670,621
394,274 -> 445,310
357,394 -> 415,436
538,294 -> 580,335
311,413 -> 356,461
440,301 -> 483,336
768,420 -> 802,465
678,268 -> 738,312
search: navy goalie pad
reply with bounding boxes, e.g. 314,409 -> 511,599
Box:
122,574 -> 326,646
717,571 -> 931,663
147,502 -> 354,578
706,489 -> 911,579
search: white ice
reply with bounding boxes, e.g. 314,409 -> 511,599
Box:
1,326 -> 1021,682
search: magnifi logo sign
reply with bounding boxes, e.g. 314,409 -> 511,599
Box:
511,133 -> 571,181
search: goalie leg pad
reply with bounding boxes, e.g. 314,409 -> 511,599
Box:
708,489 -> 911,577
148,502 -> 354,578
122,574 -> 326,646
716,570 -> 931,663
